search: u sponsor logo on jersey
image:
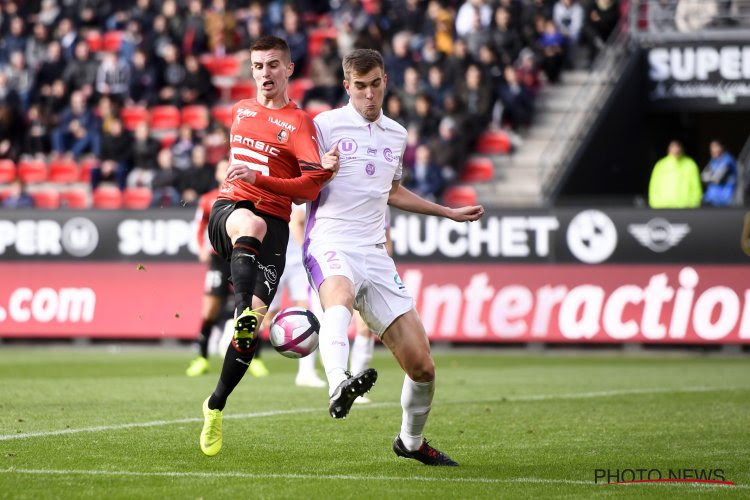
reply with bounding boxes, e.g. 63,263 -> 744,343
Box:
339,137 -> 358,155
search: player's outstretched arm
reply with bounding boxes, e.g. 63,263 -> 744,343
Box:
387,182 -> 484,222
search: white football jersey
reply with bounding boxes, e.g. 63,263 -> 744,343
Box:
306,102 -> 407,248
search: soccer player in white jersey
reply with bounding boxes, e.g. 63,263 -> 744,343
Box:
304,49 -> 484,466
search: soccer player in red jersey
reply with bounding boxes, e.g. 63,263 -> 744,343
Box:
200,36 -> 339,457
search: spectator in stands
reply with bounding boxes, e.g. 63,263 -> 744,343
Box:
426,0 -> 455,56
497,64 -> 534,130
411,93 -> 441,141
202,123 -> 229,166
489,6 -> 522,66
515,47 -> 542,97
702,139 -> 738,207
456,64 -> 494,147
3,51 -> 33,111
204,0 -> 239,54
40,79 -> 67,127
0,16 -> 26,64
398,65 -> 422,119
303,38 -> 343,109
95,117 -> 131,190
405,144 -> 446,201
150,147 -> 181,207
385,31 -> 414,89
429,116 -> 463,180
95,51 -> 131,104
128,49 -> 157,106
648,140 -> 702,208
385,93 -> 409,128
553,0 -> 584,67
63,41 -> 97,97
127,122 -> 159,188
55,17 -> 78,60
51,90 -> 100,159
538,18 -> 565,83
38,0 -> 61,28
0,99 -> 22,161
424,64 -> 450,113
181,54 -> 215,106
2,179 -> 35,209
178,144 -> 216,206
172,124 -> 196,171
25,23 -> 50,73
35,41 -> 66,99
275,5 -> 307,76
156,43 -> 186,105
455,0 -> 493,38
183,0 -> 209,55
22,104 -> 49,157
582,0 -> 619,66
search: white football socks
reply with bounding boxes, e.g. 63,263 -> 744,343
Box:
318,304 -> 352,395
297,348 -> 317,376
349,333 -> 374,375
399,375 -> 434,451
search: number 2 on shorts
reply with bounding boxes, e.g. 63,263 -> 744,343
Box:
325,250 -> 341,269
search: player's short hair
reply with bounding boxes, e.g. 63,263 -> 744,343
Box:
342,49 -> 385,80
249,35 -> 291,62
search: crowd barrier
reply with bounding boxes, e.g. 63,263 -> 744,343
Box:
1,208 -> 748,343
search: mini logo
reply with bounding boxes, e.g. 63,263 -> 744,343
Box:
61,217 -> 99,257
566,209 -> 617,264
367,147 -> 377,156
394,273 -> 406,290
264,280 -> 273,294
236,108 -> 257,122
339,137 -> 358,155
365,163 -> 376,175
383,147 -> 394,162
277,129 -> 289,143
259,263 -> 278,284
628,218 -> 690,252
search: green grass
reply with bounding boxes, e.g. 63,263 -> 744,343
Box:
0,347 -> 748,499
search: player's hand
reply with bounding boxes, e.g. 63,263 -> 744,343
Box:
321,142 -> 340,178
226,163 -> 257,184
198,246 -> 211,264
447,204 -> 485,222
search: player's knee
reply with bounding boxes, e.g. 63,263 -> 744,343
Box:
229,212 -> 267,240
407,357 -> 435,383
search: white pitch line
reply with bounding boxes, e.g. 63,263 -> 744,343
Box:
0,386 -> 745,442
0,469 -> 744,489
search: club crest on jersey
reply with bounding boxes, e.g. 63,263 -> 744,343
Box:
339,137 -> 358,155
365,162 -> 376,176
277,129 -> 289,143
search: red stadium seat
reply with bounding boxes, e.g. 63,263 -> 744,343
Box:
288,78 -> 313,104
17,159 -> 48,184
79,159 -> 98,183
308,27 -> 337,58
149,105 -> 181,135
48,159 -> 80,183
60,186 -> 90,209
442,185 -> 477,207
93,186 -> 123,209
122,187 -> 153,209
85,30 -> 102,52
160,134 -> 178,149
0,159 -> 15,183
230,81 -> 256,101
460,157 -> 494,183
181,105 -> 209,130
102,31 -> 124,53
475,131 -> 512,155
211,105 -> 234,128
31,188 -> 61,209
121,105 -> 149,131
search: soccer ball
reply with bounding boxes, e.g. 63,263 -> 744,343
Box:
269,307 -> 320,358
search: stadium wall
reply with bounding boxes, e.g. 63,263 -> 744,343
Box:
1,208 -> 749,344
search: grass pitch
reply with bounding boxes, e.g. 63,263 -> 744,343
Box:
0,346 -> 748,499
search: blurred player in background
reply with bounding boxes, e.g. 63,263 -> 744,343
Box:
306,49 -> 483,466
200,36 -> 338,457
261,203 -> 326,388
186,160 -> 269,378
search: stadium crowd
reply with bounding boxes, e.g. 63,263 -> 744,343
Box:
0,0 -> 620,209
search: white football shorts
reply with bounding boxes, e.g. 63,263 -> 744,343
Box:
304,242 -> 414,337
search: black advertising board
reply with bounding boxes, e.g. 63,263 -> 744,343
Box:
646,41 -> 750,110
0,208 -> 749,264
